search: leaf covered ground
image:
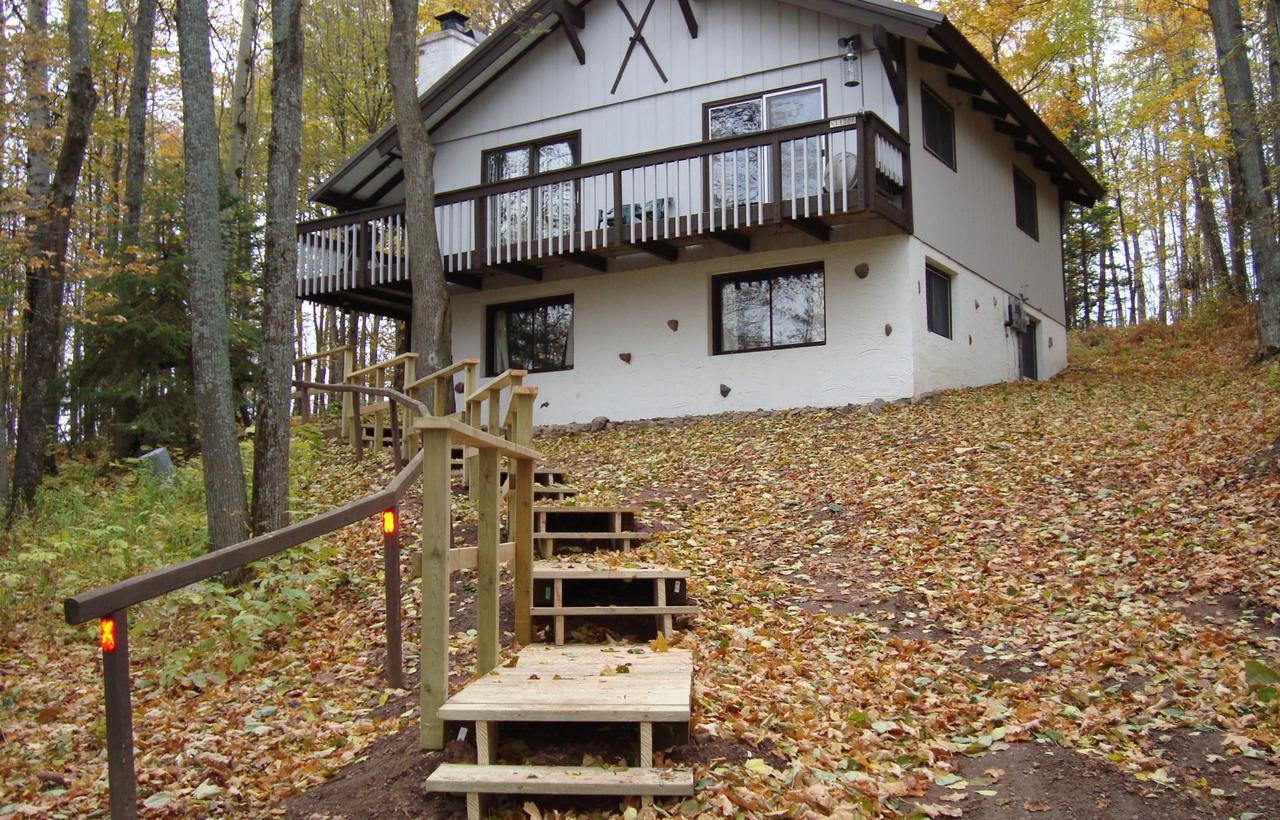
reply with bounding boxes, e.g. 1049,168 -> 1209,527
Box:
3,311 -> 1280,818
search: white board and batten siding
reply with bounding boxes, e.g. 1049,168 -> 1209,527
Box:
906,47 -> 1068,328
429,0 -> 901,194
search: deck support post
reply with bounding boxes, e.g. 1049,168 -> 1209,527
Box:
342,348 -> 356,450
420,427 -> 452,750
512,388 -> 536,646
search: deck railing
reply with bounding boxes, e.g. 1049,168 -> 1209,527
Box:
296,112 -> 910,296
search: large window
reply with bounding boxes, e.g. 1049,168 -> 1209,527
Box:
713,264 -> 826,354
925,265 -> 952,339
921,84 -> 956,170
1013,167 -> 1039,240
705,84 -> 825,207
482,134 -> 580,246
486,295 -> 574,375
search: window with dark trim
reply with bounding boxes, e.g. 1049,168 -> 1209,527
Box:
482,133 -> 580,183
921,84 -> 956,170
486,295 -> 574,376
713,264 -> 826,354
925,265 -> 952,339
1013,167 -> 1039,240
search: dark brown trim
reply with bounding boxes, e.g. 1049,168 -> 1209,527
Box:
873,25 -> 907,105
917,43 -> 957,69
711,262 -> 827,356
481,130 -> 582,182
561,251 -> 608,271
970,96 -> 1007,118
496,261 -> 544,281
924,263 -> 953,339
920,81 -> 957,172
554,0 -> 586,64
635,241 -> 679,262
707,230 -> 751,253
485,293 -> 575,376
945,72 -> 983,95
676,0 -> 697,37
787,217 -> 831,242
993,119 -> 1028,138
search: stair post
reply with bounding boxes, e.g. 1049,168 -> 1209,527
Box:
476,444 -> 500,674
511,387 -> 537,646
342,347 -> 356,451
419,424 -> 451,750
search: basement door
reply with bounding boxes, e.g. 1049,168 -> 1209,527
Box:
1019,319 -> 1038,380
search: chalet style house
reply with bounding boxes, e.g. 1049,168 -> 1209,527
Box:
297,0 -> 1102,425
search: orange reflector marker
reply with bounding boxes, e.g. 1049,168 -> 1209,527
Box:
382,509 -> 397,536
99,617 -> 117,653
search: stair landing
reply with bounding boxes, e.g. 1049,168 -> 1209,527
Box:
437,644 -> 692,724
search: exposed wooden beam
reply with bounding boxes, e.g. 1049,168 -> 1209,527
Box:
1015,140 -> 1047,160
561,251 -> 608,272
707,230 -> 751,253
993,119 -> 1028,138
787,217 -> 831,242
366,170 -> 405,204
676,0 -> 697,37
496,261 -> 543,281
554,0 -> 586,65
447,272 -> 484,290
1034,157 -> 1063,176
873,25 -> 907,106
634,241 -> 679,262
917,44 -> 957,69
946,73 -> 983,95
970,96 -> 1007,118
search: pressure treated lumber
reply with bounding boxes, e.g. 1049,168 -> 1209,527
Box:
423,763 -> 694,796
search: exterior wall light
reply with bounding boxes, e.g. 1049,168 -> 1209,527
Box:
840,35 -> 862,88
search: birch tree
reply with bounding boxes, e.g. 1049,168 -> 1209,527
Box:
1207,0 -> 1280,355
226,0 -> 259,200
177,0 -> 250,549
252,0 -> 304,533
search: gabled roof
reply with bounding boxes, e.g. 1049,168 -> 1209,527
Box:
310,0 -> 1101,210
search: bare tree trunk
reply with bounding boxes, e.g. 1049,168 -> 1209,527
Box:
1108,246 -> 1124,325
251,0 -> 303,534
1209,0 -> 1280,355
121,0 -> 158,257
387,0 -> 451,388
10,0 -> 97,511
1225,153 -> 1252,298
1266,0 -> 1280,193
1193,156 -> 1230,294
177,0 -> 250,550
226,0 -> 259,200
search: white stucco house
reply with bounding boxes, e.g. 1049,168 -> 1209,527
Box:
296,0 -> 1103,425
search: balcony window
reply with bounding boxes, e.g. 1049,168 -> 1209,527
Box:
486,295 -> 574,375
713,264 -> 826,354
705,84 -> 825,207
483,134 -> 580,247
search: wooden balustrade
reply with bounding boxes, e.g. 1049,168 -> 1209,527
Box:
291,345 -> 353,425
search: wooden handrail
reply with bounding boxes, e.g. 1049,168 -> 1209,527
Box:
346,352 -> 418,382
414,416 -> 543,461
465,369 -> 527,405
293,345 -> 352,366
404,358 -> 479,392
504,385 -> 537,431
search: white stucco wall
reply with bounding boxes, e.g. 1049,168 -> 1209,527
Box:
450,235 -> 916,425
909,238 -> 1067,397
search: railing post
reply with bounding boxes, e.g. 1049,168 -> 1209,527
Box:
476,445 -> 500,675
612,169 -> 624,246
357,220 -> 372,287
861,117 -> 877,212
474,195 -> 488,268
512,387 -> 536,646
383,505 -> 403,689
342,348 -> 355,448
465,397 -> 481,500
389,400 -> 402,471
770,135 -> 784,223
432,376 -> 447,418
419,426 -> 451,750
102,608 -> 137,819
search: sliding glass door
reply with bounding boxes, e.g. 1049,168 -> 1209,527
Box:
705,84 -> 824,210
483,135 -> 579,249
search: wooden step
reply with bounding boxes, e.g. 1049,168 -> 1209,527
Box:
437,645 -> 693,724
533,531 -> 647,541
423,763 -> 694,797
533,505 -> 643,515
531,605 -> 697,616
532,562 -> 689,581
534,485 -> 579,499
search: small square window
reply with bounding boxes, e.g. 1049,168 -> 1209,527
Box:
921,85 -> 956,170
925,266 -> 952,339
486,295 -> 574,375
1013,167 -> 1039,240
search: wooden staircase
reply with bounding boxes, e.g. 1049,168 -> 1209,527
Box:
424,484 -> 698,816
